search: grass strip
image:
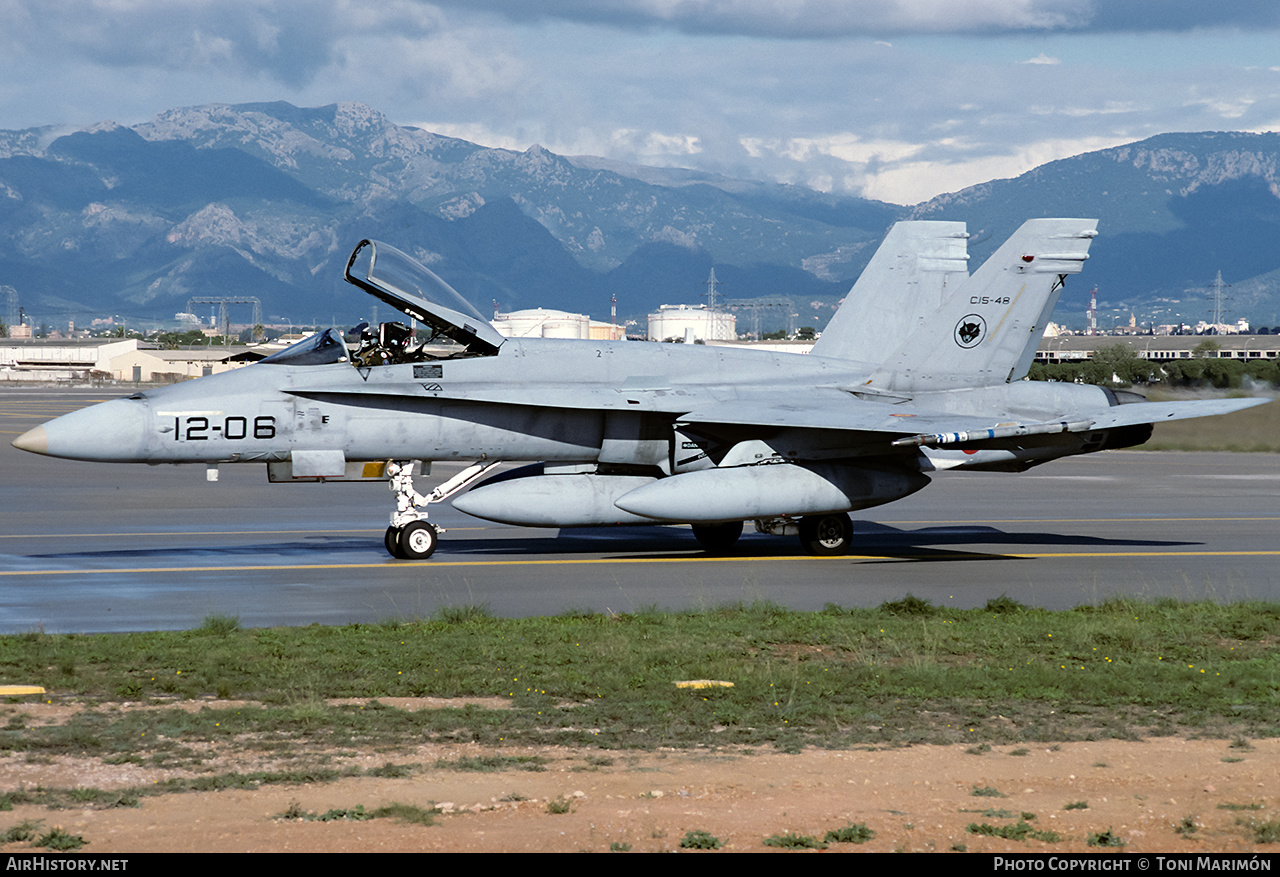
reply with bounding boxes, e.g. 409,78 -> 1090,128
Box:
0,597 -> 1275,757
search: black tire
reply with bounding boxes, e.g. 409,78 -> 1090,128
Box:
798,513 -> 853,556
691,520 -> 744,553
384,526 -> 405,558
397,520 -> 439,560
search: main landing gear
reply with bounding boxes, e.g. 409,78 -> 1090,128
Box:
691,520 -> 744,554
384,460 -> 500,559
797,513 -> 854,556
699,513 -> 856,556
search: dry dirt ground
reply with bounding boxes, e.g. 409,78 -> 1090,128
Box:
1,699 -> 1277,854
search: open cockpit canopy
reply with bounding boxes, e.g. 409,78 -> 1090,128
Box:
344,239 -> 504,356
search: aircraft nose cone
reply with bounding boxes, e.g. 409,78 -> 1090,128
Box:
13,397 -> 149,461
11,425 -> 48,454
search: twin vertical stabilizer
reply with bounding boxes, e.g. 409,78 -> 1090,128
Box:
824,218 -> 1097,391
810,221 -> 969,365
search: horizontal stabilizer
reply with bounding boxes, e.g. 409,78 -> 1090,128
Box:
1085,397 -> 1269,430
891,397 -> 1268,449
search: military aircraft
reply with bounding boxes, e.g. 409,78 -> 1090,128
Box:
13,219 -> 1265,560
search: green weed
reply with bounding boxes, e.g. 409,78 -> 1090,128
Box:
1087,828 -> 1126,848
370,803 -> 437,825
196,614 -> 241,636
985,595 -> 1027,615
880,594 -> 936,616
436,755 -> 548,772
763,832 -> 826,849
35,827 -> 86,851
823,822 -> 875,844
967,821 -> 1060,843
1244,818 -> 1280,844
431,604 -> 493,625
366,762 -> 413,778
679,829 -> 722,849
2,820 -> 41,844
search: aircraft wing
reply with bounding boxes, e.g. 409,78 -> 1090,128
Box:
677,392 -> 990,436
678,393 -> 1270,451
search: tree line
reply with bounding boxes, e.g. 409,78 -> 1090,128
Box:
1028,342 -> 1280,389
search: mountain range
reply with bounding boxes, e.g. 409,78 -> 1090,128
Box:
2,101 -> 1279,333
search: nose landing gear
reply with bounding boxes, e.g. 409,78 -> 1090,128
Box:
384,460 -> 500,559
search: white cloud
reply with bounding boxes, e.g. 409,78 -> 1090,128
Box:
740,134 -> 925,166
433,0 -> 1101,37
416,122 -> 530,152
7,0 -> 1280,217
1027,101 -> 1144,118
861,135 -> 1134,204
1185,96 -> 1257,119
612,129 -> 703,158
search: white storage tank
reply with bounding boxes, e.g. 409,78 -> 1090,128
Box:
647,304 -> 736,342
492,308 -> 590,339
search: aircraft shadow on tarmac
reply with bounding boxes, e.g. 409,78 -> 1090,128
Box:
445,521 -> 1197,563
27,522 -> 1197,564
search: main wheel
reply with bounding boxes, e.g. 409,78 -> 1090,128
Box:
384,526 -> 404,558
798,513 -> 853,556
691,520 -> 744,554
397,520 -> 439,560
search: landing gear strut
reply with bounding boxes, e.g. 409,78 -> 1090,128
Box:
384,460 -> 500,559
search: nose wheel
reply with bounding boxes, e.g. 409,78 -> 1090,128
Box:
386,520 -> 439,559
384,459 -> 500,559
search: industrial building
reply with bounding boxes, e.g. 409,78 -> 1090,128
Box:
0,338 -> 264,382
1035,334 -> 1280,363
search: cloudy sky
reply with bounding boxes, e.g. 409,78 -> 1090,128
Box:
4,1 -> 1280,205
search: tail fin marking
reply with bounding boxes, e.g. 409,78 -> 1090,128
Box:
867,219 -> 1097,392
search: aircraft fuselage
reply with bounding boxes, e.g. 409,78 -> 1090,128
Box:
18,339 -> 864,467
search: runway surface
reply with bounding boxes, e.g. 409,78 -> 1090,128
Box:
3,386 -> 1279,633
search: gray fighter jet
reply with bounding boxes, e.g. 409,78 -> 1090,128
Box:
13,220 -> 1265,559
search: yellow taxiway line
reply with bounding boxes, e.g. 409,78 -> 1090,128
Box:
4,549 -> 1280,577
4,517 -> 1279,541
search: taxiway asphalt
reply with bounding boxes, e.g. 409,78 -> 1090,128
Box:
3,386 -> 1278,633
